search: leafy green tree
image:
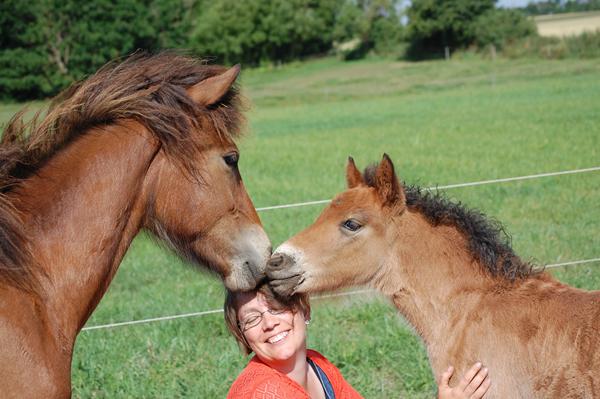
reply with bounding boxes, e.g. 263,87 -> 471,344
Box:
369,2 -> 404,54
192,0 -> 342,65
0,0 -> 194,100
2,0 -> 407,100
149,0 -> 194,49
332,0 -> 403,59
191,0 -> 404,65
33,0 -> 156,91
406,0 -> 496,57
333,1 -> 367,44
0,0 -> 49,100
191,0 -> 269,65
523,0 -> 600,16
473,9 -> 536,50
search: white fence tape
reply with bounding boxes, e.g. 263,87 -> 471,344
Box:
256,166 -> 600,212
81,257 -> 600,332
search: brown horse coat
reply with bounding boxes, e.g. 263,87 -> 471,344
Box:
267,155 -> 599,398
0,53 -> 270,398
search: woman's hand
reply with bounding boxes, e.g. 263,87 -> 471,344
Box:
437,362 -> 491,399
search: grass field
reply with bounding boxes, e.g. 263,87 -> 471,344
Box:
535,10 -> 600,37
2,56 -> 600,397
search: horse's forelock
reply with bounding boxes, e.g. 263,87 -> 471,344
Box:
362,163 -> 378,187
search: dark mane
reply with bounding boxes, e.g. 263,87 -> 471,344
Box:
364,166 -> 538,281
0,52 -> 245,292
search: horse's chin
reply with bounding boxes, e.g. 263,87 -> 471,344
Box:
224,257 -> 271,291
224,273 -> 263,292
221,227 -> 271,292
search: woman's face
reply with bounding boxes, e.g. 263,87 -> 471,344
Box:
236,291 -> 308,366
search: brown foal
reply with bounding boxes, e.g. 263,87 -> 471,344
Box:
0,54 -> 271,398
267,154 -> 599,398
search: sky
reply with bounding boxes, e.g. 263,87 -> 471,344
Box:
398,0 -> 537,10
497,0 -> 534,7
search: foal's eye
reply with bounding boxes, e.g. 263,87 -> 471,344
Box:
223,152 -> 239,167
342,219 -> 362,232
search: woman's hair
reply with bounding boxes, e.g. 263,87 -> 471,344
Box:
224,282 -> 310,355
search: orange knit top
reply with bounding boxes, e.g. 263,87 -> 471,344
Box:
227,349 -> 364,399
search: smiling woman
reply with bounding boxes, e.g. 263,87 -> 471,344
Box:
224,283 -> 362,399
224,283 -> 491,399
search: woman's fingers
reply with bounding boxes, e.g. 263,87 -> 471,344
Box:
439,366 -> 454,387
457,362 -> 483,391
438,364 -> 492,399
463,366 -> 488,396
471,375 -> 491,399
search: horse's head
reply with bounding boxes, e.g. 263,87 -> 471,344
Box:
267,154 -> 405,296
143,66 -> 271,291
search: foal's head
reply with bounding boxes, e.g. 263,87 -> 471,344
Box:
267,154 -> 404,295
267,153 -> 534,296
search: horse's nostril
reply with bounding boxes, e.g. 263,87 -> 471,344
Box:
268,253 -> 284,268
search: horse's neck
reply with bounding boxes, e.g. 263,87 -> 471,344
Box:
375,210 -> 492,353
13,122 -> 158,338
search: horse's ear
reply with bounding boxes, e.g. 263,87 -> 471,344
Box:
346,156 -> 363,188
375,154 -> 405,208
187,64 -> 241,106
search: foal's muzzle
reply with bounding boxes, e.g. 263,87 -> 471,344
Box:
267,253 -> 290,269
266,253 -> 304,297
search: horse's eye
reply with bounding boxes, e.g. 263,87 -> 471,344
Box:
223,152 -> 239,167
342,219 -> 362,232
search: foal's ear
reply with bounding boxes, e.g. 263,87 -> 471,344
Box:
187,64 -> 241,106
346,156 -> 364,188
375,154 -> 405,208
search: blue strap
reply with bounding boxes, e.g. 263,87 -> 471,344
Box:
307,358 -> 336,399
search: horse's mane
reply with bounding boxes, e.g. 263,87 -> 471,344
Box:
0,52 -> 245,293
364,166 -> 539,282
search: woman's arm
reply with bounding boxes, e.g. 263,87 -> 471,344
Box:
437,362 -> 491,399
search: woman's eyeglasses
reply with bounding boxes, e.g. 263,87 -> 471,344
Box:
239,308 -> 289,331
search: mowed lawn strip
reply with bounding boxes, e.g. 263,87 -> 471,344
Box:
1,56 -> 598,397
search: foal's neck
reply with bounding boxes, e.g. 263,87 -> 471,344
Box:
375,210 -> 493,348
12,122 -> 158,340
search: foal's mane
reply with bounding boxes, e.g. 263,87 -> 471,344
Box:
364,167 -> 538,281
0,52 -> 245,293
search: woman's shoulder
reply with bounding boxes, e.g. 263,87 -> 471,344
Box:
227,356 -> 307,399
227,358 -> 277,398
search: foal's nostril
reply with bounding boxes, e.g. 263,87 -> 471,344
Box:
268,253 -> 284,268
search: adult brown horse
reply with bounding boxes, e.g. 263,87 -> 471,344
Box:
267,154 -> 600,398
0,53 -> 271,398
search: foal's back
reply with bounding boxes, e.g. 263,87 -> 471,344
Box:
476,275 -> 600,398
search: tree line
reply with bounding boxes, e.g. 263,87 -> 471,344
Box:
1,0 -> 536,101
522,0 -> 600,16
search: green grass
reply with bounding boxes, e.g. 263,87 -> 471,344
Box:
2,56 -> 600,397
